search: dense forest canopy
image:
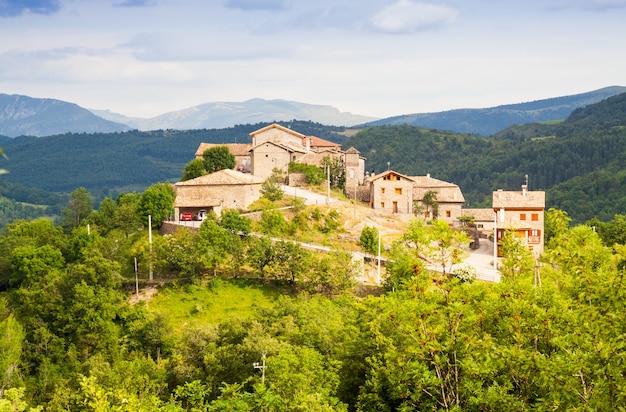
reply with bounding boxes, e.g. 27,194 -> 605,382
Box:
0,179 -> 625,410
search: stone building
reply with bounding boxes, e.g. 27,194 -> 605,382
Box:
173,169 -> 264,220
368,170 -> 465,224
492,185 -> 546,256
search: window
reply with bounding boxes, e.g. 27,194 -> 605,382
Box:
395,188 -> 402,195
528,229 -> 541,243
381,188 -> 385,194
446,210 -> 451,218
520,213 -> 526,221
381,202 -> 385,208
531,213 -> 539,221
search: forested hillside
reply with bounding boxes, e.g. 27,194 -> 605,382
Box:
0,121 -> 346,193
1,180 -> 626,410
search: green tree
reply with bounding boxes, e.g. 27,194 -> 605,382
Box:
422,190 -> 439,219
219,209 -> 252,236
203,146 -> 235,173
60,187 -> 93,232
258,207 -> 287,236
196,219 -> 233,277
181,158 -> 207,181
321,156 -> 345,189
260,175 -> 284,202
114,192 -> 141,237
138,182 -> 175,229
0,311 -> 25,397
359,226 -> 378,255
499,229 -> 535,282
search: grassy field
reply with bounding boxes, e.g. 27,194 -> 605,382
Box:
147,278 -> 284,331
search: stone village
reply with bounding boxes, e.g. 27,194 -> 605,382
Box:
172,123 -> 545,276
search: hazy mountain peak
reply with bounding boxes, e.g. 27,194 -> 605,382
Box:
0,94 -> 129,137
97,98 -> 379,131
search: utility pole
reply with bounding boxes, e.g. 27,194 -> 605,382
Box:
253,351 -> 267,384
148,215 -> 153,282
134,257 -> 139,298
326,165 -> 330,204
377,230 -> 381,285
353,179 -> 357,220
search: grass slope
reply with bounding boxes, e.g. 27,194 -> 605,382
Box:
147,279 -> 283,331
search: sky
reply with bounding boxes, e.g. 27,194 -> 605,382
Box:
1,0 -> 625,119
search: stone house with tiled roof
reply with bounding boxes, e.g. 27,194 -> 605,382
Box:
173,169 -> 264,220
493,185 -> 546,256
411,174 -> 465,223
193,123 -> 365,186
368,170 -> 465,224
368,170 -> 417,214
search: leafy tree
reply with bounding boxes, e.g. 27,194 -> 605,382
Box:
60,187 -> 93,233
138,182 -> 175,229
181,158 -> 206,181
114,192 -> 141,237
247,236 -> 275,278
545,207 -> 571,247
219,209 -> 252,236
203,146 -> 235,173
288,162 -> 325,185
499,229 -> 535,282
196,219 -> 233,277
359,226 -> 378,255
258,207 -> 287,236
422,190 -> 439,219
154,227 -> 201,279
321,156 -> 345,189
260,176 -> 283,202
0,311 -> 25,397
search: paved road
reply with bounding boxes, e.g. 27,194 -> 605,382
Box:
461,238 -> 501,282
281,185 -> 335,205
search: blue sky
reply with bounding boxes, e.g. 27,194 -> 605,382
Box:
1,0 -> 625,118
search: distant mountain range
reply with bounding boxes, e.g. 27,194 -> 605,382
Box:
92,98 -> 377,132
361,86 -> 626,135
1,86 -> 625,137
0,94 -> 129,137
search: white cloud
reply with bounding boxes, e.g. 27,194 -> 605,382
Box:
370,0 -> 458,34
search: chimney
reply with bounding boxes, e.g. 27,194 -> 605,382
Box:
426,173 -> 430,178
522,184 -> 527,196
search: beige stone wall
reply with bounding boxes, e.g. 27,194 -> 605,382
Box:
251,143 -> 292,179
370,178 -> 414,214
495,207 -> 545,255
253,129 -> 302,147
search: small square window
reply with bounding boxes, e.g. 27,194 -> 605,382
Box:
395,188 -> 402,195
446,211 -> 451,218
381,188 -> 385,194
381,202 -> 385,208
520,213 -> 526,221
532,214 -> 539,221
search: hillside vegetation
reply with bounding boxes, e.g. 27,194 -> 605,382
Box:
1,177 -> 626,410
